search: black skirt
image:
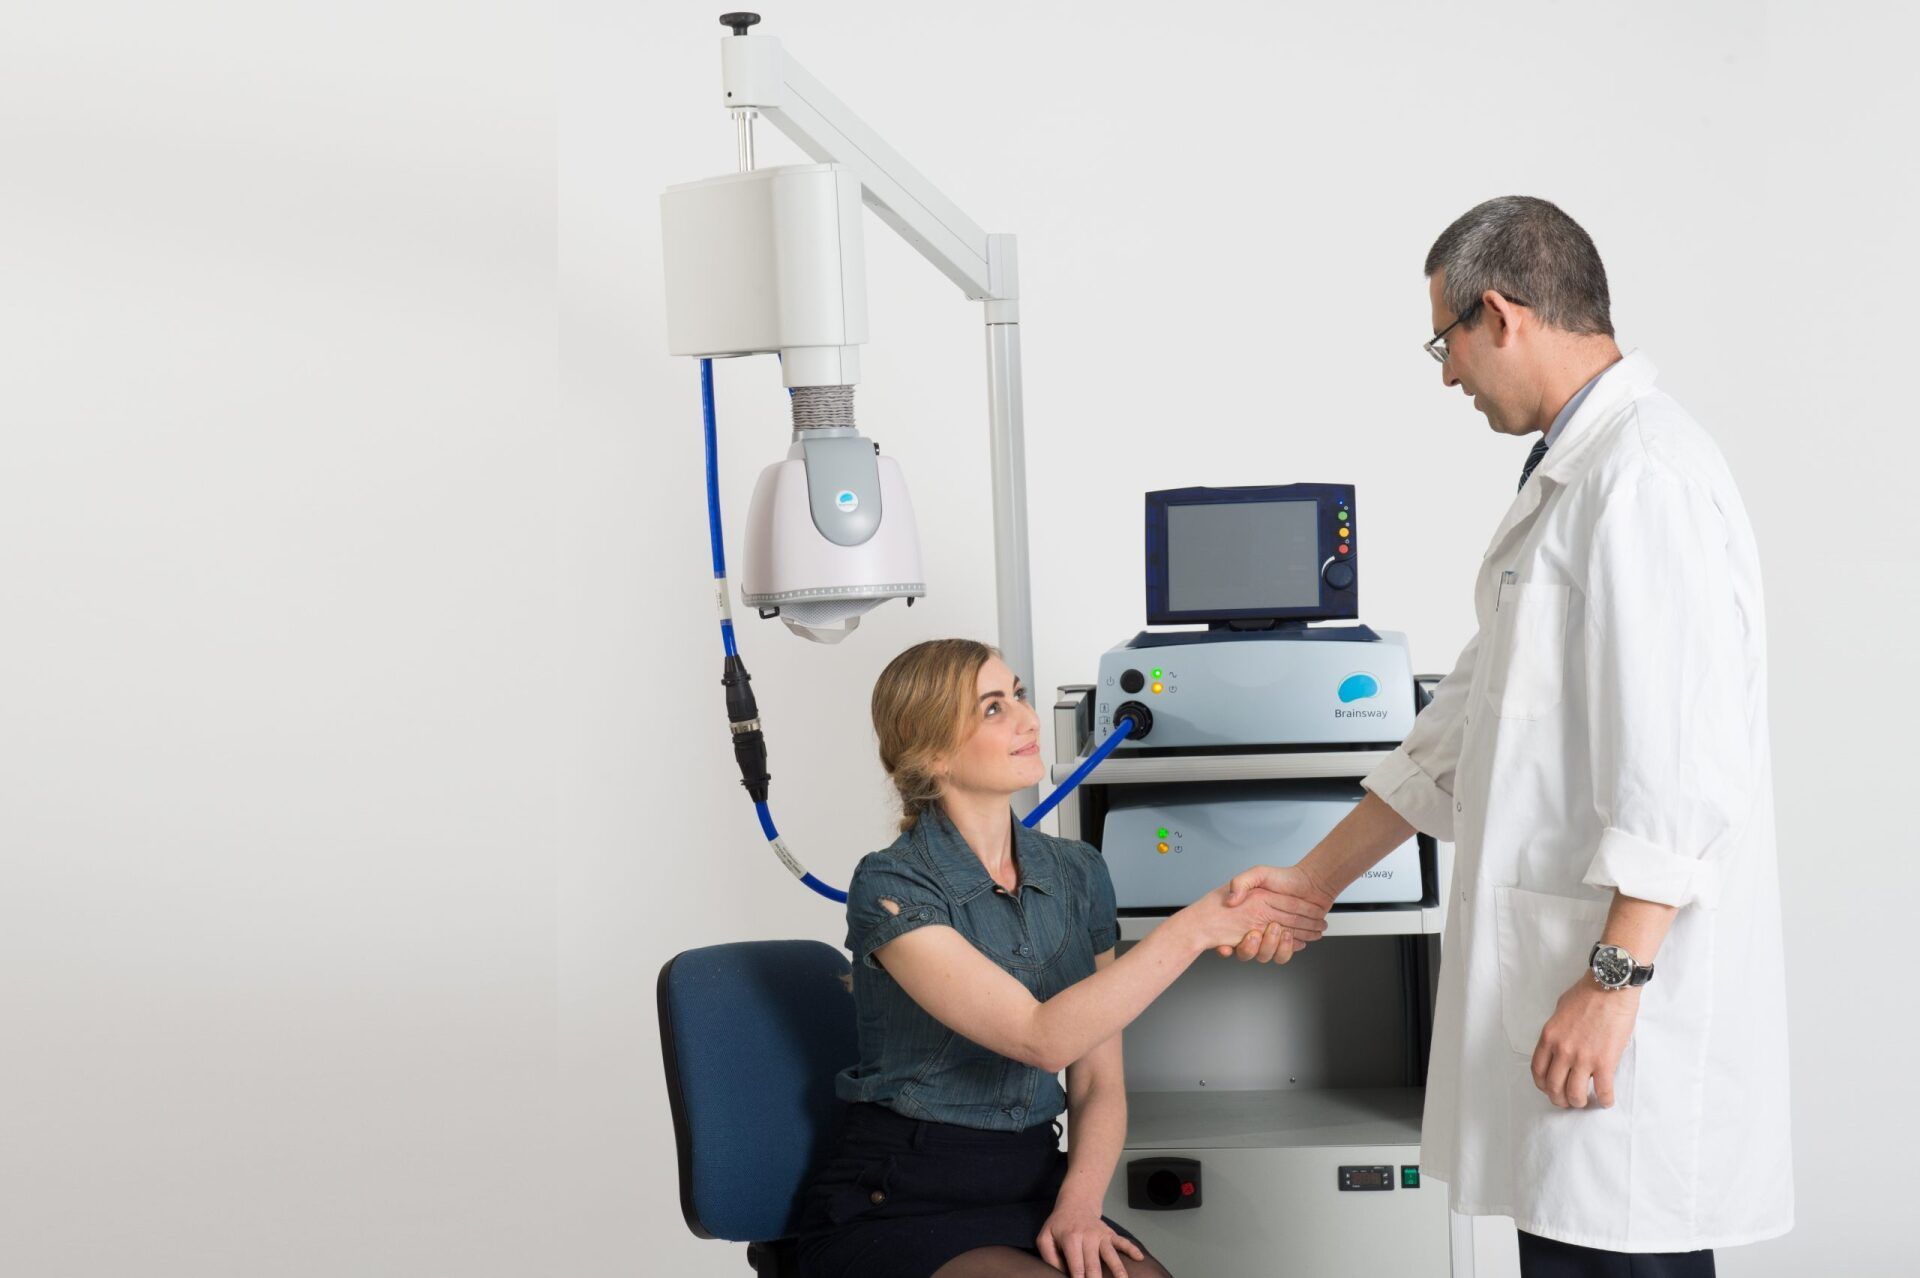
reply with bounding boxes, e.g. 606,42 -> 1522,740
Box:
795,1102 -> 1151,1278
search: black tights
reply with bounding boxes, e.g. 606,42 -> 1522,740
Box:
931,1245 -> 1173,1278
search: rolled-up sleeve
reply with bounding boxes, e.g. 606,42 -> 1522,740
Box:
1363,629 -> 1482,843
1578,463 -> 1750,910
844,856 -> 954,968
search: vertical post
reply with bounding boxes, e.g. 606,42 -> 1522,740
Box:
983,234 -> 1039,815
732,108 -> 756,172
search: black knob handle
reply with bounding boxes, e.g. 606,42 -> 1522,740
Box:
720,11 -> 761,35
1112,701 -> 1153,740
1119,668 -> 1145,694
1323,559 -> 1356,592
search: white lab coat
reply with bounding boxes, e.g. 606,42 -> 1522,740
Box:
1363,352 -> 1793,1251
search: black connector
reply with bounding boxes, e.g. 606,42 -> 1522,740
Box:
722,654 -> 771,802
722,654 -> 758,724
731,725 -> 771,803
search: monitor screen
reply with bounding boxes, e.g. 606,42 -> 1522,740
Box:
1166,499 -> 1322,613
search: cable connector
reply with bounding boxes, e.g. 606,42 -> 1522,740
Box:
721,654 -> 771,802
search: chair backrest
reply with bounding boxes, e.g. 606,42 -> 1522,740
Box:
657,939 -> 856,1243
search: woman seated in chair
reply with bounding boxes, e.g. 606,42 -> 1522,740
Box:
796,639 -> 1330,1278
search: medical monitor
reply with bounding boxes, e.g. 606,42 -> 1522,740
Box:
1145,484 -> 1358,626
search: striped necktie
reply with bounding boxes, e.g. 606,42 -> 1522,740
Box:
1518,437 -> 1550,492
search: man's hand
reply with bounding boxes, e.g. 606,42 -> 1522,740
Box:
1531,978 -> 1640,1108
1217,864 -> 1335,962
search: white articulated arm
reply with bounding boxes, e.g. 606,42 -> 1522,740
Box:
709,16 -> 1035,810
720,32 -> 1017,311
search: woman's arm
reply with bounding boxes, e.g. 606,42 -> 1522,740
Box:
871,883 -> 1309,1074
1037,951 -> 1145,1278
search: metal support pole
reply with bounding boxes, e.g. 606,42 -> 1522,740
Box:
984,237 -> 1037,815
732,108 -> 756,172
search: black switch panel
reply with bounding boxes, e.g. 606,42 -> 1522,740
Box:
1126,1157 -> 1201,1211
1338,1165 -> 1395,1191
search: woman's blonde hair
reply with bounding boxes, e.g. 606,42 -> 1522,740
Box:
871,638 -> 998,830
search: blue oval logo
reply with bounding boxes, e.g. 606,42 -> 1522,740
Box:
835,490 -> 859,514
1338,673 -> 1379,704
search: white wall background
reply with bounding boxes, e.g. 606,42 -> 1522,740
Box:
4,1 -> 1914,1275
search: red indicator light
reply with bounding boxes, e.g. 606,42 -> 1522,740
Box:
1337,544 -> 1349,554
1181,1181 -> 1196,1196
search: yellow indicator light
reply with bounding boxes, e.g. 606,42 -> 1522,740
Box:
1151,682 -> 1164,694
1339,527 -> 1350,538
1156,842 -> 1170,854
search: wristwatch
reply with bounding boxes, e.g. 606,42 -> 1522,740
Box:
1589,943 -> 1654,991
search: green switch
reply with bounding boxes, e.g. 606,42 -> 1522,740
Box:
1401,1166 -> 1420,1189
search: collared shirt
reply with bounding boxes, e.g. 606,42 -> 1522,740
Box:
835,807 -> 1119,1131
1541,362 -> 1613,450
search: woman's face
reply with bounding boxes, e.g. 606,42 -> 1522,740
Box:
939,655 -> 1046,801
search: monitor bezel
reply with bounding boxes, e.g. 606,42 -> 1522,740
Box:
1144,483 -> 1357,625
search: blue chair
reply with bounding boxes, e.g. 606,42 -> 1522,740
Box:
658,940 -> 857,1276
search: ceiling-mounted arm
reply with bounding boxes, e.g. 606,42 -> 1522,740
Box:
710,13 -> 1036,812
717,24 -> 1014,307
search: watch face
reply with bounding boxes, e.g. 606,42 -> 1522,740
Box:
1593,945 -> 1634,988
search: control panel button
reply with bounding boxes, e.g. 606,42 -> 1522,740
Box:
1119,669 -> 1145,694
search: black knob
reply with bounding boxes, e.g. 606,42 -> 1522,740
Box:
720,11 -> 760,35
1112,701 -> 1153,740
1119,668 -> 1145,694
1323,559 -> 1356,592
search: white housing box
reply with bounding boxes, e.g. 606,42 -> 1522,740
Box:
660,163 -> 867,385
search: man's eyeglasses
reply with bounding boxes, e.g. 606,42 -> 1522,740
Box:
1423,299 -> 1483,365
1422,294 -> 1529,364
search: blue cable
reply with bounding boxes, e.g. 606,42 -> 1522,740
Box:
700,360 -> 738,658
703,359 -> 841,902
1022,716 -> 1137,830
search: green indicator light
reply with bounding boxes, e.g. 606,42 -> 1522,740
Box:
1338,510 -> 1349,521
1157,827 -> 1169,839
1401,1166 -> 1421,1188
1151,668 -> 1163,679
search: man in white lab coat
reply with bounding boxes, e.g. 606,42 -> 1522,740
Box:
1227,197 -> 1792,1275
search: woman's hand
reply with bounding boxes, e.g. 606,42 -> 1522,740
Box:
1177,881 -> 1318,960
1036,1195 -> 1144,1278
1216,863 -> 1337,962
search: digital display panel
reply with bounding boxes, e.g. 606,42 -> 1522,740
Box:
1166,500 -> 1321,614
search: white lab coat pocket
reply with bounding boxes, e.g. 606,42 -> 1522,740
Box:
1494,885 -> 1610,1055
1485,581 -> 1568,720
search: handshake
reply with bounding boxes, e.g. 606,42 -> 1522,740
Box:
1179,864 -> 1337,965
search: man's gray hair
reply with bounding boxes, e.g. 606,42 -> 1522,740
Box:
1425,196 -> 1613,337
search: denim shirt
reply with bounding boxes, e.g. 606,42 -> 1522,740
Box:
834,807 -> 1119,1132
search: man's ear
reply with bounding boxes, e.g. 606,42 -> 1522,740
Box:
1482,289 -> 1526,346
